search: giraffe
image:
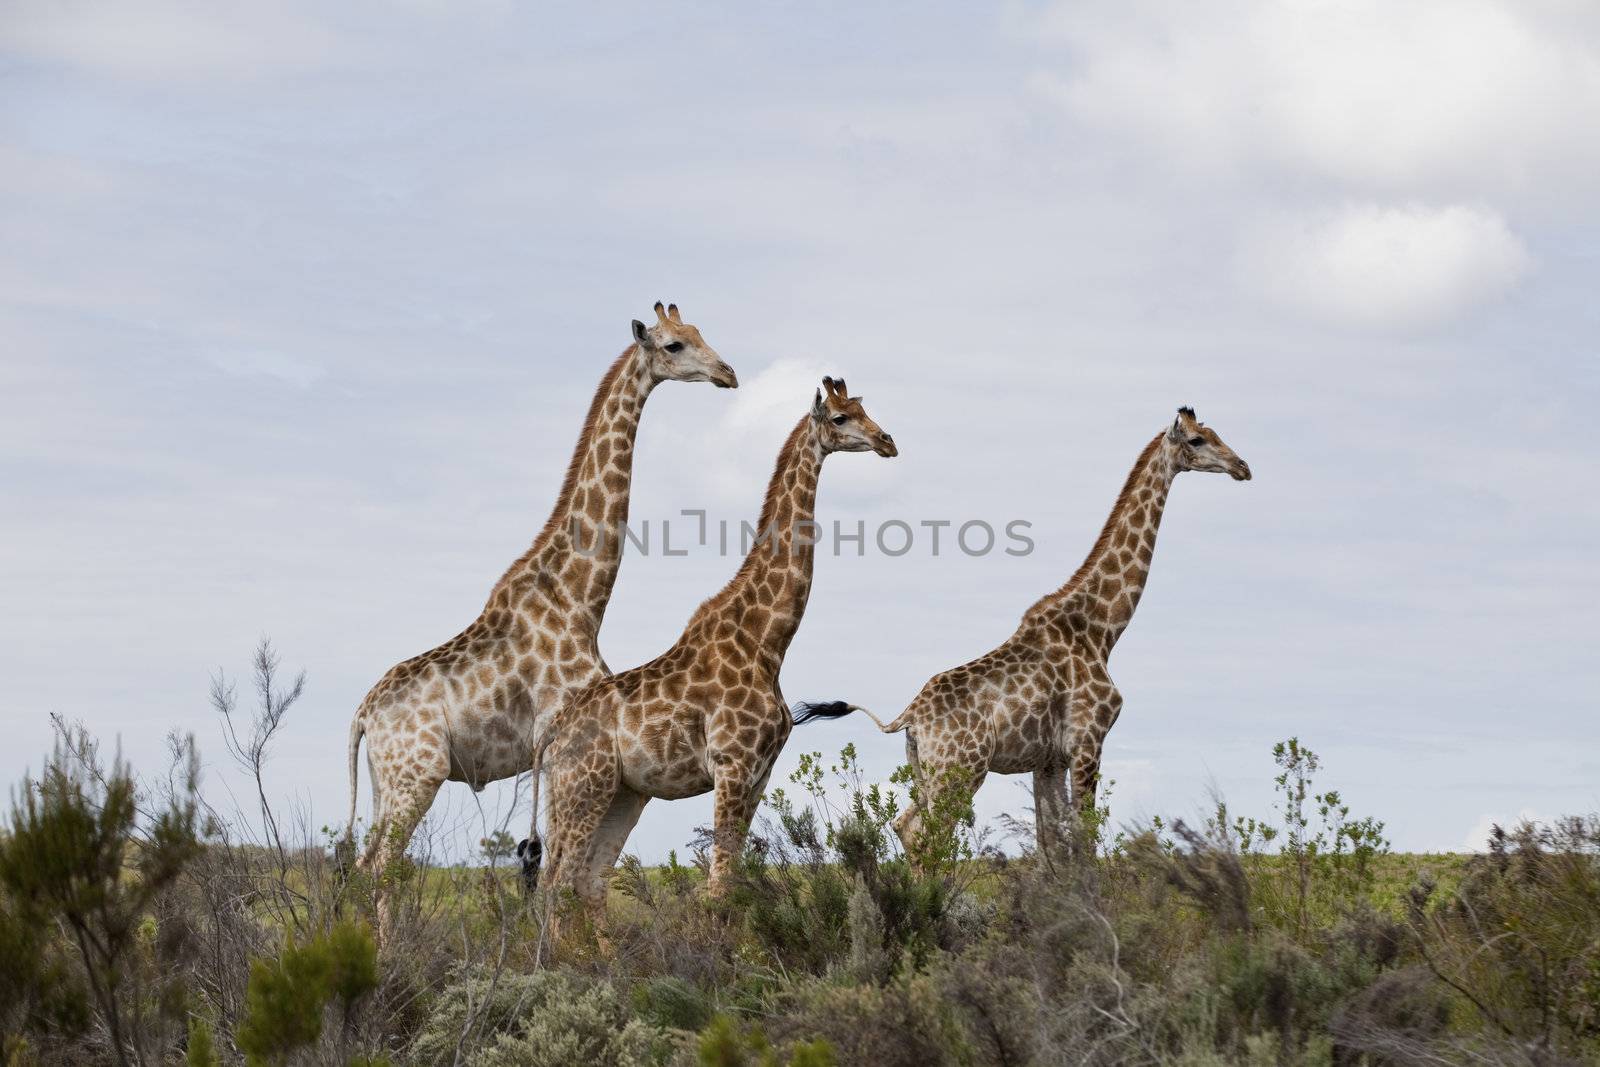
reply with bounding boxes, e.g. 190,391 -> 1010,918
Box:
804,406 -> 1250,855
345,303 -> 738,916
529,376 -> 897,911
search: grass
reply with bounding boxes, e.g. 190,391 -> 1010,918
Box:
411,851 -> 1468,931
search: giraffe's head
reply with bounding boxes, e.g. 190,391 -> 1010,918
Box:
630,302 -> 738,389
1169,406 -> 1251,481
813,376 -> 898,457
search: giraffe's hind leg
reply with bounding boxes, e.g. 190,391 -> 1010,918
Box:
892,730 -> 924,856
358,746 -> 388,870
581,786 -> 650,903
896,731 -> 987,868
362,758 -> 448,944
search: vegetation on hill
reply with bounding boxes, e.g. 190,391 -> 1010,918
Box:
1,644 -> 1595,1065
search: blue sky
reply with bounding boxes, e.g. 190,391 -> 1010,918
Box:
3,1 -> 1596,860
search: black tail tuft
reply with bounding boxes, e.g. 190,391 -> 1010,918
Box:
792,700 -> 854,726
516,837 -> 543,895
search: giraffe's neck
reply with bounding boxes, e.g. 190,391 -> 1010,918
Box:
1036,432 -> 1178,646
487,345 -> 656,633
704,415 -> 825,669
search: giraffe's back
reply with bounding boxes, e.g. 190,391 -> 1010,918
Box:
904,641 -> 1067,775
358,614 -> 606,788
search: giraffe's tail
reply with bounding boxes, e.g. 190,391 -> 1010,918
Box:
345,714 -> 365,849
791,700 -> 907,733
517,717 -> 561,893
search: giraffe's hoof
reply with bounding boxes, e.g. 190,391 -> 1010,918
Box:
516,837 -> 543,894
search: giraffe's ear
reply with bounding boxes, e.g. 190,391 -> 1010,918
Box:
632,319 -> 651,347
812,387 -> 826,419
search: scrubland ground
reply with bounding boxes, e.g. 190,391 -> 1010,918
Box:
1,645 -> 1595,1066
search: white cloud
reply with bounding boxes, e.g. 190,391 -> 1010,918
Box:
4,2 -> 1598,867
693,357 -> 899,510
1239,202 -> 1531,328
1,1 -> 342,82
1033,0 -> 1600,198
206,349 -> 327,389
722,357 -> 829,436
705,357 -> 828,506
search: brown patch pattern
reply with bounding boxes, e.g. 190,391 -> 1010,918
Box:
346,305 -> 734,935
536,381 -> 896,910
881,410 -> 1250,855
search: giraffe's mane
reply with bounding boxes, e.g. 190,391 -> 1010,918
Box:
752,415 -> 812,537
687,414 -> 812,622
1027,431 -> 1165,617
489,346 -> 635,594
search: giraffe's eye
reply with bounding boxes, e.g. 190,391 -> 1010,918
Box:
664,341 -> 685,353
1187,435 -> 1205,447
831,414 -> 848,426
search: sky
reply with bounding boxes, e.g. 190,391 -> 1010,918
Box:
3,1 -> 1597,861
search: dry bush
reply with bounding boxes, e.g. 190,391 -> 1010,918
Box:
603,853 -> 743,997
1406,816 -> 1600,1065
0,641 -> 565,1064
5,657 -> 1596,1067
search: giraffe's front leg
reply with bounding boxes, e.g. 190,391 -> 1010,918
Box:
539,790 -> 613,945
707,756 -> 776,898
1033,760 -> 1071,858
1070,740 -> 1101,820
1069,682 -> 1122,823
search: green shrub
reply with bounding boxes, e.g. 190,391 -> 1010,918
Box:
697,1014 -> 762,1067
1227,739 -> 1391,939
633,976 -> 713,1032
236,920 -> 378,1066
1209,934 -> 1343,1055
0,723 -> 206,1065
737,746 -> 980,979
184,1016 -> 220,1067
410,967 -> 673,1067
695,1014 -> 835,1067
0,893 -> 87,1052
